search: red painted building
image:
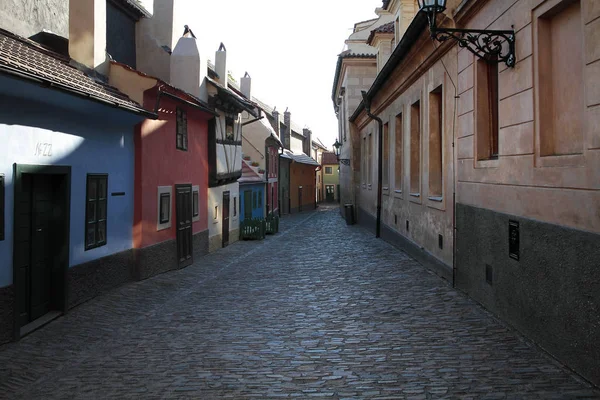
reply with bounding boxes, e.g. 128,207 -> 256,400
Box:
109,62 -> 217,280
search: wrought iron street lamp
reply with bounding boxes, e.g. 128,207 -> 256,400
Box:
418,0 -> 515,67
332,139 -> 350,165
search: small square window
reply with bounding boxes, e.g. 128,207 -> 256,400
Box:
192,185 -> 200,222
214,205 -> 218,220
159,193 -> 170,224
157,186 -> 172,231
176,108 -> 188,151
325,166 -> 333,175
193,191 -> 199,217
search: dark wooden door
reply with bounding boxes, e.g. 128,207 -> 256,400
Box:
222,191 -> 230,247
176,185 -> 193,268
326,185 -> 335,202
243,190 -> 252,220
16,174 -> 56,325
298,187 -> 303,212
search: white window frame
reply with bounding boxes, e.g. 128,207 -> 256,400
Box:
157,186 -> 172,231
192,185 -> 200,222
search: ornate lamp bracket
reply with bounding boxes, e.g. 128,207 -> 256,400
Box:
338,159 -> 351,166
430,25 -> 515,68
419,0 -> 516,68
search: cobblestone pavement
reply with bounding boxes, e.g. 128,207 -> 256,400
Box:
0,206 -> 598,399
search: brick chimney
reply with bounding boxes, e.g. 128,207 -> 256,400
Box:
170,27 -> 207,101
69,0 -> 107,73
272,108 -> 280,136
215,42 -> 227,88
283,108 -> 291,150
241,72 -> 251,99
303,128 -> 313,156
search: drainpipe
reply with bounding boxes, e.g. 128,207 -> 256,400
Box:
361,91 -> 383,238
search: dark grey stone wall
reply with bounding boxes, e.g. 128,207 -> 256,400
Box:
193,230 -> 209,262
134,239 -> 178,281
456,203 -> 600,387
0,0 -> 69,39
358,206 -> 453,283
0,285 -> 14,344
106,1 -> 136,68
135,230 -> 209,281
68,249 -> 134,308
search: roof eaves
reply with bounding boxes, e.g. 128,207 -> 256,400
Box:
350,11 -> 427,123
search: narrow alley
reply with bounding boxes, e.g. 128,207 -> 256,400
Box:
0,207 -> 597,399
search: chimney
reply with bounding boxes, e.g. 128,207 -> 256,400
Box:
69,0 -> 107,72
283,108 -> 291,150
241,72 -> 252,99
215,43 -> 227,88
272,108 -> 280,136
303,128 -> 313,156
136,0 -> 183,82
170,27 -> 207,101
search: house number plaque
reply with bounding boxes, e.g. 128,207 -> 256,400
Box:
34,142 -> 53,157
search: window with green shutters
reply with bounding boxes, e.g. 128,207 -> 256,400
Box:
85,174 -> 108,250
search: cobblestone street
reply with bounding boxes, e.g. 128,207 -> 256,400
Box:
0,206 -> 598,399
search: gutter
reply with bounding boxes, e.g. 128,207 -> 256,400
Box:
0,64 -> 158,119
361,91 -> 384,239
350,12 -> 428,123
153,88 -> 219,117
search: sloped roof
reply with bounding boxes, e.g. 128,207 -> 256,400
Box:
282,150 -> 320,166
110,0 -> 152,18
0,28 -> 154,118
367,21 -> 395,44
259,117 -> 283,147
206,76 -> 259,116
321,152 -> 339,165
238,160 -> 264,183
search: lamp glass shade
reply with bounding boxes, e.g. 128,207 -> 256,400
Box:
332,139 -> 341,157
418,0 -> 446,13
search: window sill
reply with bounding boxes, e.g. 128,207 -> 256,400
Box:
428,196 -> 443,202
157,224 -> 171,232
475,158 -> 499,169
535,153 -> 585,168
409,192 -> 420,197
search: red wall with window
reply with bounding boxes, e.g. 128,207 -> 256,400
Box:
133,87 -> 212,249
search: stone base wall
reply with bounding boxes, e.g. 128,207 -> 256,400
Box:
358,206 -> 453,283
456,203 -> 600,387
193,230 -> 209,261
135,230 -> 209,281
208,234 -> 222,253
289,203 -> 316,214
0,285 -> 14,345
68,249 -> 134,309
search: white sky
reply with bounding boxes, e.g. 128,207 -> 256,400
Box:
141,0 -> 382,149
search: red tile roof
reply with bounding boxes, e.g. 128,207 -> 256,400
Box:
321,152 -> 339,165
0,28 -> 153,117
367,21 -> 395,44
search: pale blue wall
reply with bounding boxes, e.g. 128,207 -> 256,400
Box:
0,75 -> 144,288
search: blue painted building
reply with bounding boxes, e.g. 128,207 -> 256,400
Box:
238,161 -> 266,222
0,29 -> 154,343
